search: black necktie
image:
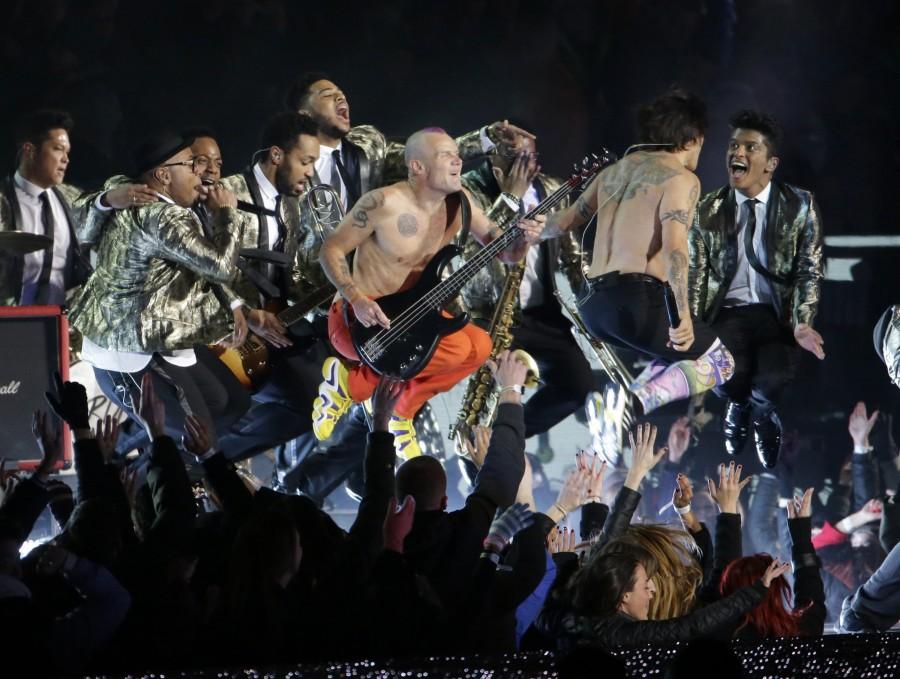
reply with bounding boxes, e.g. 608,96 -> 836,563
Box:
35,191 -> 55,303
742,198 -> 775,281
330,149 -> 344,197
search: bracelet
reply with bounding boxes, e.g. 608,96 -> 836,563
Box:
196,447 -> 218,462
553,502 -> 568,520
675,503 -> 692,515
501,192 -> 522,210
853,444 -> 873,454
499,385 -> 524,395
481,550 -> 501,565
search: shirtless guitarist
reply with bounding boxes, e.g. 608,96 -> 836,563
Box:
315,127 -> 545,457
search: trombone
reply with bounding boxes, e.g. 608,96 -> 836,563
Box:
305,184 -> 345,241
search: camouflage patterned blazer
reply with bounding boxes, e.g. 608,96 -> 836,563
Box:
459,159 -> 586,321
68,180 -> 245,353
0,177 -> 93,305
689,181 -> 824,328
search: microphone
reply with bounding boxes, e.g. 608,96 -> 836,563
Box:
663,283 -> 681,328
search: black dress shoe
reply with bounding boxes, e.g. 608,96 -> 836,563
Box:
723,400 -> 751,456
753,410 -> 783,469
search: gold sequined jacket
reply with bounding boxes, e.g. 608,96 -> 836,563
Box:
882,305 -> 900,390
689,182 -> 824,328
68,180 -> 245,353
0,178 -> 93,305
459,161 -> 586,321
219,169 -> 317,310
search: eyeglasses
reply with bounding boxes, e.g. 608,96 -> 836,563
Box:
194,155 -> 223,170
161,156 -> 209,172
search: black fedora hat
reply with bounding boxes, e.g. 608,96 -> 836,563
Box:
132,130 -> 192,177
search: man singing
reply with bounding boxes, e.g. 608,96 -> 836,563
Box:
690,110 -> 824,468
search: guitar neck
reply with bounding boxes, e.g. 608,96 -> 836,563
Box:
277,283 -> 335,327
438,182 -> 576,302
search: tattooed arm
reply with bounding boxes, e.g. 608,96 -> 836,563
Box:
318,189 -> 392,328
660,174 -> 700,352
539,172 -> 602,240
466,189 -> 546,263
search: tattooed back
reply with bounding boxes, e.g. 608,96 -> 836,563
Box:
587,151 -> 699,282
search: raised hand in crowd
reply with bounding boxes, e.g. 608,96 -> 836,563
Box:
32,409 -> 64,480
463,425 -> 492,470
134,372 -> 166,440
483,501 -> 535,557
371,375 -> 406,432
624,423 -> 666,491
761,558 -> 793,588
673,473 -> 702,533
848,401 -> 879,449
546,465 -> 590,524
835,498 -> 883,534
550,526 -> 577,555
383,495 -> 416,554
183,413 -> 216,459
707,460 -> 752,514
0,458 -> 22,506
45,372 -> 90,432
576,450 -> 607,503
486,349 -> 529,404
787,487 -> 814,519
94,415 -> 120,462
667,415 -> 692,465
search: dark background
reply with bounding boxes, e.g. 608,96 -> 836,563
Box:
2,0 -> 899,481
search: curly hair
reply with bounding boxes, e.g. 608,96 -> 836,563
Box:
617,523 -> 703,619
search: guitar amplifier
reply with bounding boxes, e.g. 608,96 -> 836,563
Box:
0,305 -> 73,470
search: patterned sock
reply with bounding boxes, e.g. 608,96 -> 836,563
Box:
633,340 -> 734,413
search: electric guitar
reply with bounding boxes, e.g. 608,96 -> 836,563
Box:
210,283 -> 334,391
347,150 -> 616,379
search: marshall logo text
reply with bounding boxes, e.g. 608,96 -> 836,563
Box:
0,380 -> 22,395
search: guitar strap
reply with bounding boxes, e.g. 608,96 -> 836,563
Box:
442,190 -> 471,248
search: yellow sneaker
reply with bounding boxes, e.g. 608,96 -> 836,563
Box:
312,357 -> 352,441
388,415 -> 422,460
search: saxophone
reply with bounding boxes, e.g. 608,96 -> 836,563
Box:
449,261 -> 540,444
554,289 -> 635,430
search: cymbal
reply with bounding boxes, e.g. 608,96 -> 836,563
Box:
0,231 -> 53,255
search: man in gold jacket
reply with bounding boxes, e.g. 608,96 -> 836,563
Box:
69,132 -> 251,442
689,110 -> 824,468
460,132 -> 598,449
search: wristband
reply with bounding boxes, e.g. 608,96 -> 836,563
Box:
481,550 -> 501,565
196,447 -> 218,462
553,502 -> 569,520
853,444 -> 873,454
675,503 -> 692,515
501,192 -> 522,210
499,385 -> 524,396
586,496 -> 603,504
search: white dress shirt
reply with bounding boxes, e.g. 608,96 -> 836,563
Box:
517,183 -> 545,309
724,181 -> 774,307
315,142 -> 347,210
252,162 -> 280,250
14,171 -> 70,305
81,192 -> 196,372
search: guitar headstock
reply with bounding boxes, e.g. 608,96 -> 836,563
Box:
567,147 -> 618,189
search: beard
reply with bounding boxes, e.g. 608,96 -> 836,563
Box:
312,110 -> 348,140
274,163 -> 303,196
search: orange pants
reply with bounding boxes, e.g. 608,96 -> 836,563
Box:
328,301 -> 492,419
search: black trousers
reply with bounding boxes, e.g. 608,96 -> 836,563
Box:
217,335 -> 331,463
578,272 -> 720,362
94,345 -> 250,445
510,303 -> 599,438
711,303 -> 798,416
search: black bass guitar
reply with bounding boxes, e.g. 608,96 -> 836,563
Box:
347,151 -> 616,379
